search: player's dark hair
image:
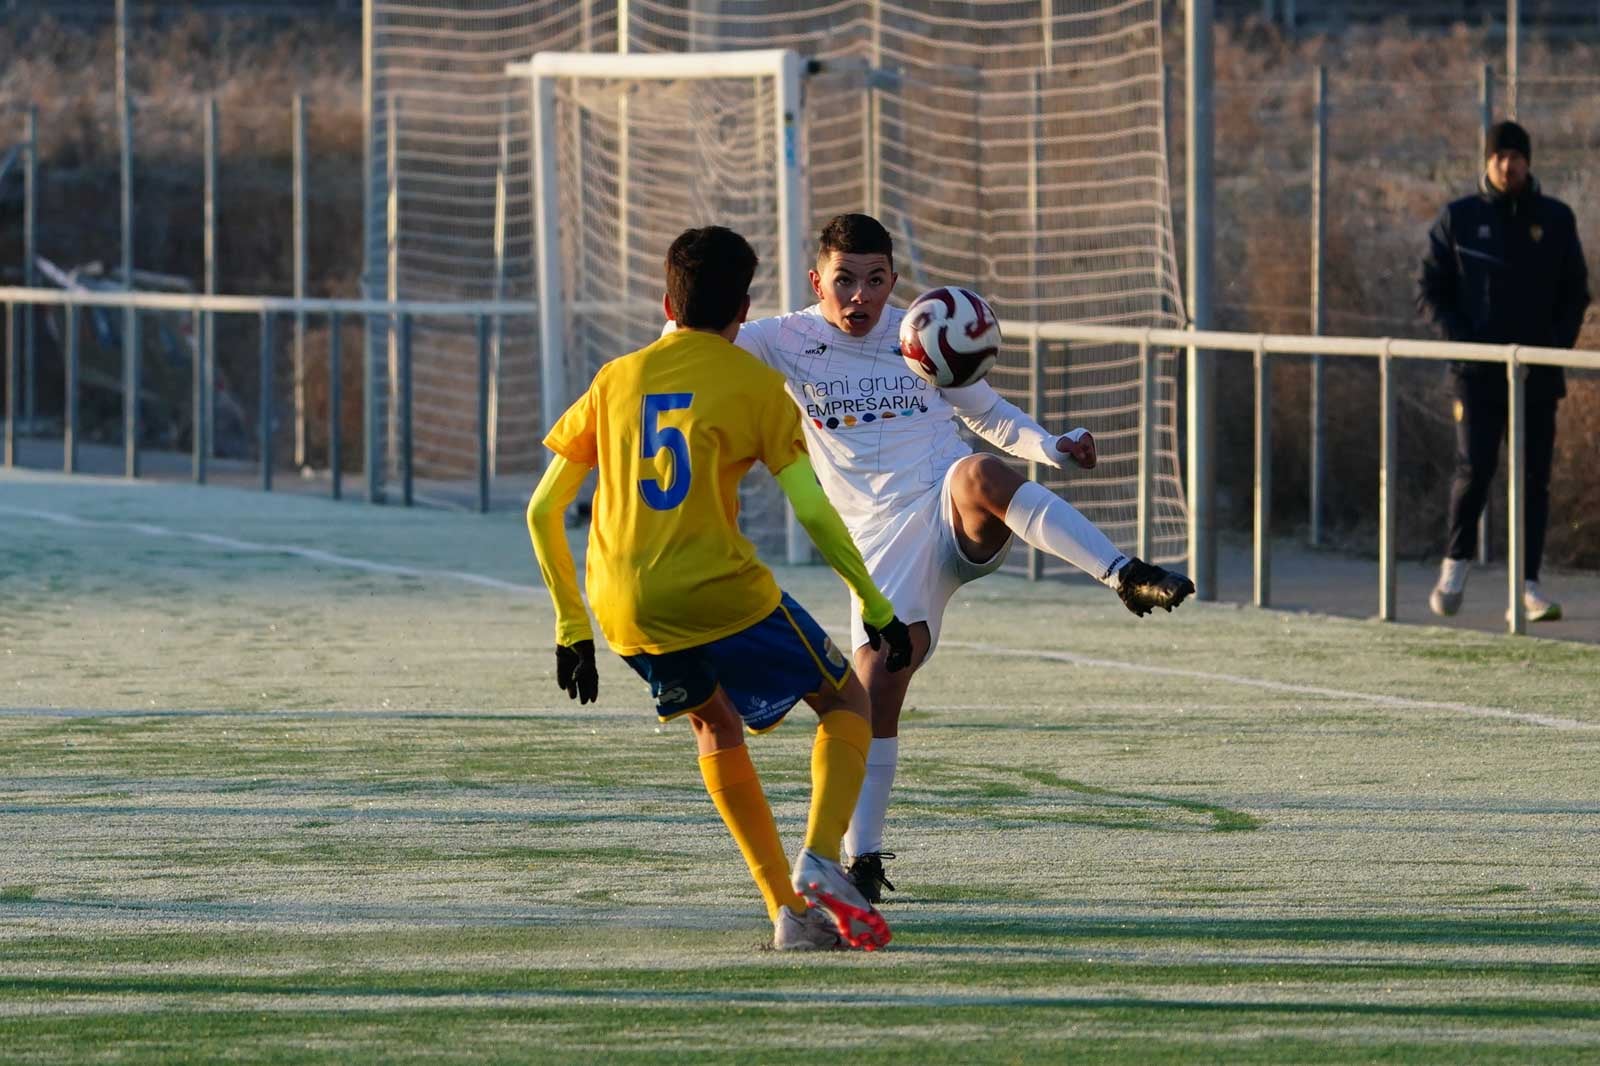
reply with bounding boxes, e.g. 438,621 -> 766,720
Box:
665,226 -> 758,331
817,213 -> 894,271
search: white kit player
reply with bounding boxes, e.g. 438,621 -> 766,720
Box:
718,214 -> 1195,902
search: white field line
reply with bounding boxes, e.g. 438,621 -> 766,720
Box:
5,504 -> 1593,732
942,640 -> 1598,731
0,504 -> 532,594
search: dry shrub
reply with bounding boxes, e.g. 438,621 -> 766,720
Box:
0,12 -> 363,461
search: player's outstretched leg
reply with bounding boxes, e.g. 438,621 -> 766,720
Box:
964,459 -> 1194,617
792,846 -> 891,950
688,691 -> 818,947
1114,557 -> 1196,617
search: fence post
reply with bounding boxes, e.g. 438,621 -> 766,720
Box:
64,306 -> 79,474
4,304 -> 14,467
330,311 -> 343,501
1506,0 -> 1519,120
293,92 -> 309,469
1476,64 -> 1495,567
400,312 -> 413,507
1506,347 -> 1525,634
386,93 -> 401,494
259,311 -> 274,492
1309,65 -> 1327,547
120,95 -> 139,479
23,106 -> 36,432
1253,336 -> 1271,608
1028,331 -> 1046,581
1378,339 -> 1397,621
477,313 -> 491,514
204,95 -> 218,467
366,308 -> 382,503
192,307 -> 206,484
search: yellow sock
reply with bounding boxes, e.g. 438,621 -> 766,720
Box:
802,709 -> 872,862
698,744 -> 805,922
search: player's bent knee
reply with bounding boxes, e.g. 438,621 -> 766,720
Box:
952,453 -> 1024,515
688,692 -> 745,752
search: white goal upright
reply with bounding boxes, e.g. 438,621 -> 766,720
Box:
507,48 -> 811,561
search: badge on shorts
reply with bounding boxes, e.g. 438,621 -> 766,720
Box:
823,637 -> 846,669
1478,225 -> 1491,239
1530,224 -> 1544,242
1453,399 -> 1465,423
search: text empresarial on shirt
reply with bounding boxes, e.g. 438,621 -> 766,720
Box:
800,371 -> 931,428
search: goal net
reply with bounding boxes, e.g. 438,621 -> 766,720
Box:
368,1 -> 1188,566
512,48 -> 809,559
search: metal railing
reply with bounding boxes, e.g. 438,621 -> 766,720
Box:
0,287 -> 537,514
1010,320 -> 1600,636
7,284 -> 1599,635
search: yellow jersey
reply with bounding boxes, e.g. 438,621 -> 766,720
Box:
544,328 -> 808,655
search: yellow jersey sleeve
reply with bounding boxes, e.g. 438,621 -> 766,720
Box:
545,380 -> 600,465
756,372 -> 807,477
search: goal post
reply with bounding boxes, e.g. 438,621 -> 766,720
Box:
507,47 -> 811,562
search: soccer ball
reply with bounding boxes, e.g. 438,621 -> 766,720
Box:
898,286 -> 1002,388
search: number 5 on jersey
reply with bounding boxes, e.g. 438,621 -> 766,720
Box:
639,392 -> 693,510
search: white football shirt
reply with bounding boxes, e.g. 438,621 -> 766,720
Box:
734,304 -> 974,538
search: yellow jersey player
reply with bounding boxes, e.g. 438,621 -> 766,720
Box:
526,225 -> 913,951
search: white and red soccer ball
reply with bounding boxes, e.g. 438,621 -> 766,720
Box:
898,286 -> 1002,388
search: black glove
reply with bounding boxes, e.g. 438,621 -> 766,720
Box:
863,615 -> 913,674
555,639 -> 599,704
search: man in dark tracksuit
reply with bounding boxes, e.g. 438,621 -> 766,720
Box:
1417,120 -> 1590,621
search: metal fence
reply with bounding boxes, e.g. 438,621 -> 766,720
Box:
0,288 -> 533,513
7,283 -> 1599,634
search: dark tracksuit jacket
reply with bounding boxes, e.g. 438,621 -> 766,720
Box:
1416,174 -> 1591,572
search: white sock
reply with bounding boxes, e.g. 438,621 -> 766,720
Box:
1003,480 -> 1127,586
843,736 -> 898,859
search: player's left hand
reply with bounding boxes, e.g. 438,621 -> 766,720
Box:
1055,428 -> 1096,470
864,615 -> 913,674
555,639 -> 599,704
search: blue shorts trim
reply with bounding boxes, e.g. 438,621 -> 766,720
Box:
623,592 -> 850,733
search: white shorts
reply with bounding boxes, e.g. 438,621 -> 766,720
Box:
847,455 -> 1012,658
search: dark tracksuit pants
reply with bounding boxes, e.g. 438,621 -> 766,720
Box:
1445,372 -> 1559,580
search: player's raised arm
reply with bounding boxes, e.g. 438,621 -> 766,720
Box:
943,378 -> 1097,470
526,455 -> 599,703
774,455 -> 912,672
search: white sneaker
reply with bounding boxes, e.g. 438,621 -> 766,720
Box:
792,847 -> 891,951
1523,581 -> 1562,622
773,904 -> 844,951
1429,558 -> 1470,617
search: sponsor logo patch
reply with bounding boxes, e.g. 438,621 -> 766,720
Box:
804,342 -> 828,356
823,637 -> 846,669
